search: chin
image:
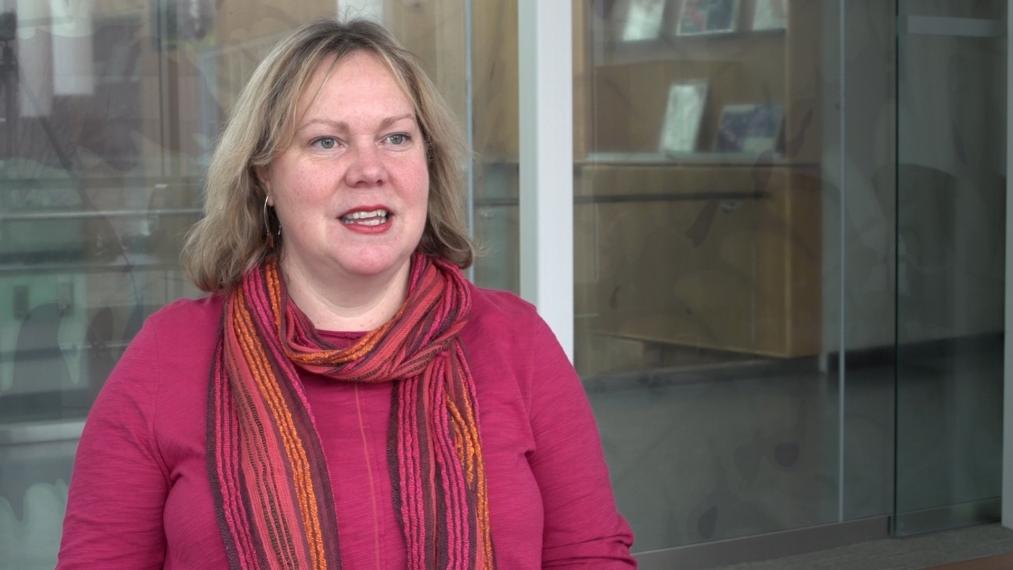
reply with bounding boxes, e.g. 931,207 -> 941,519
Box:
336,253 -> 412,279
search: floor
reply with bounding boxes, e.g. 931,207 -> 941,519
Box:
933,552 -> 1013,570
714,524 -> 1013,570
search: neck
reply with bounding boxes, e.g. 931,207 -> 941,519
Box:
278,254 -> 411,332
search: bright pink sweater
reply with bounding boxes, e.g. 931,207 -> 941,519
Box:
57,284 -> 635,569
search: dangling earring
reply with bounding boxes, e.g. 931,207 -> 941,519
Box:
263,195 -> 280,249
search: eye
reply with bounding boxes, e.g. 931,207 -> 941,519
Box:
385,133 -> 411,146
311,136 -> 339,150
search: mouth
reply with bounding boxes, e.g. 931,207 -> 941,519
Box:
339,207 -> 390,227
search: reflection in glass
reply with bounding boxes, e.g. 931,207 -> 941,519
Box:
622,0 -> 666,42
752,0 -> 788,32
659,80 -> 709,155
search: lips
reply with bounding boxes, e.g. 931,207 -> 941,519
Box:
338,206 -> 393,234
339,206 -> 390,226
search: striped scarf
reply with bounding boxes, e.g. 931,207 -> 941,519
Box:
207,253 -> 494,569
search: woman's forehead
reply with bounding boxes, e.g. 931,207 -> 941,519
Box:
298,51 -> 415,113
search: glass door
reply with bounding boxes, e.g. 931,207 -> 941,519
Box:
894,0 -> 1006,536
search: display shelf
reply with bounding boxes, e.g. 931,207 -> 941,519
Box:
574,164 -> 821,359
0,255 -> 179,275
596,26 -> 787,66
0,207 -> 201,222
579,151 -> 800,167
574,1 -> 822,359
0,419 -> 85,444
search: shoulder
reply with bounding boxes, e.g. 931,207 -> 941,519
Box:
92,294 -> 224,443
74,297 -> 225,503
106,294 -> 224,392
468,283 -> 536,320
466,283 -> 550,339
143,294 -> 224,336
461,283 -> 582,427
463,282 -> 565,360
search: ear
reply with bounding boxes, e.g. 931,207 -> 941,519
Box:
255,166 -> 273,204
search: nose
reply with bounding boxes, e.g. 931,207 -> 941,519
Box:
344,142 -> 387,187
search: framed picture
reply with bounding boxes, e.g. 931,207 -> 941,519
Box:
714,104 -> 784,154
621,0 -> 667,42
752,0 -> 788,31
676,0 -> 739,36
154,0 -> 216,49
659,80 -> 709,155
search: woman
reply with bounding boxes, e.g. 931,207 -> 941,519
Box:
58,19 -> 635,569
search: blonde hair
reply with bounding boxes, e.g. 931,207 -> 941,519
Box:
182,19 -> 474,292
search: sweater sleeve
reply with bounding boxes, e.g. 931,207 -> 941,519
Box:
57,315 -> 170,569
523,312 -> 637,568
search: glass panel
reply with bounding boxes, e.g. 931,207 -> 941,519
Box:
0,2 -> 484,567
573,0 -> 845,551
894,0 -> 1006,535
389,1 -> 521,294
837,0 -> 897,523
471,0 -> 520,292
1,2 -> 220,564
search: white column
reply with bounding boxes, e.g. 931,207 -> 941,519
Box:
16,0 -> 52,117
50,0 -> 94,96
1002,1 -> 1013,529
338,0 -> 384,22
518,0 -> 574,360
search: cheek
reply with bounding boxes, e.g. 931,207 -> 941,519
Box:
414,186 -> 431,224
274,173 -> 326,214
392,162 -> 430,212
411,163 -> 431,203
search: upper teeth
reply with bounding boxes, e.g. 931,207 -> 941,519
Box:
342,209 -> 388,221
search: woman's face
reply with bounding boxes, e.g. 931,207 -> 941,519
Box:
263,50 -> 429,286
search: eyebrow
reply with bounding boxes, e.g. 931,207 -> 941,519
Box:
297,113 -> 416,133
